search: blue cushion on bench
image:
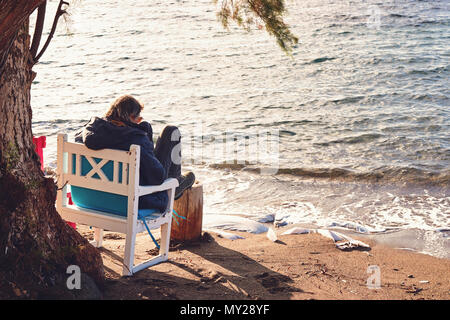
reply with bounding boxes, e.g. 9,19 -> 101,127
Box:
69,155 -> 159,217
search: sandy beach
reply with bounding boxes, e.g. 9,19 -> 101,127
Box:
77,225 -> 449,300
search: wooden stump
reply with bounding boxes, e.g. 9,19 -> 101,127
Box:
171,181 -> 203,242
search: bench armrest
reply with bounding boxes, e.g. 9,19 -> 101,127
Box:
137,178 -> 179,196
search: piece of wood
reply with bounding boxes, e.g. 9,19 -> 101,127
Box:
171,181 -> 203,242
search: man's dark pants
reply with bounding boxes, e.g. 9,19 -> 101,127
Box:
154,125 -> 182,180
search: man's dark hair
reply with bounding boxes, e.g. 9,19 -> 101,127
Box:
105,95 -> 143,122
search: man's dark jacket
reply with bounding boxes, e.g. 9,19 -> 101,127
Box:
75,117 -> 168,211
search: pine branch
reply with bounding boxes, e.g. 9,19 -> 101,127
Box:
215,0 -> 298,53
30,1 -> 47,60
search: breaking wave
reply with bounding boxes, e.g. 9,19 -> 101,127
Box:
208,163 -> 450,187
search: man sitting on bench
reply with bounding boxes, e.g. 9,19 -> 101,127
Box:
75,94 -> 195,213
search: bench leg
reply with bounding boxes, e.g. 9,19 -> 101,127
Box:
94,228 -> 103,248
89,228 -> 104,248
123,230 -> 136,276
159,221 -> 171,260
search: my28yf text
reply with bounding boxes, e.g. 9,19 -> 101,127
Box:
180,304 -> 270,317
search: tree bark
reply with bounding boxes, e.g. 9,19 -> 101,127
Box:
0,0 -> 44,69
0,21 -> 104,299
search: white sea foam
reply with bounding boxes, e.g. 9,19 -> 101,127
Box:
203,229 -> 245,240
203,214 -> 268,234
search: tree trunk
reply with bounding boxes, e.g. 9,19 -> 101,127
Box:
0,21 -> 104,299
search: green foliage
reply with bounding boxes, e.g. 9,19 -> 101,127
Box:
215,0 -> 298,53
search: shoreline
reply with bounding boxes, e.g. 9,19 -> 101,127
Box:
42,157 -> 449,261
78,224 -> 450,300
40,154 -> 450,259
202,214 -> 450,260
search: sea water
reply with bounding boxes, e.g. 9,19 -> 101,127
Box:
31,0 -> 449,258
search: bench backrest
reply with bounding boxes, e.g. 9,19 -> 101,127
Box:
56,134 -> 141,215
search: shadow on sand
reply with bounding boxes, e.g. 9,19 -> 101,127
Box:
99,233 -> 311,300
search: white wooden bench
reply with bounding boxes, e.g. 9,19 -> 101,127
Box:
56,133 -> 178,276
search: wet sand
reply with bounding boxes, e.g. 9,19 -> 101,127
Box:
78,225 -> 450,300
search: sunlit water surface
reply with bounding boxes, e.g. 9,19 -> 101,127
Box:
31,0 -> 449,258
